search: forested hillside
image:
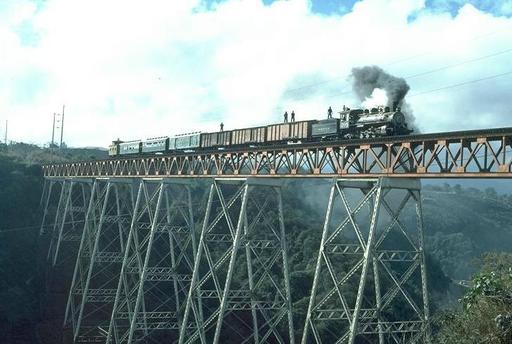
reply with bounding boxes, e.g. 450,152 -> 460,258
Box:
0,144 -> 106,343
0,144 -> 511,342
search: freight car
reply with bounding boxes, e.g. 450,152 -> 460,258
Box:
266,121 -> 310,143
108,106 -> 412,157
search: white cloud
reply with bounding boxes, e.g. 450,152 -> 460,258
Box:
1,0 -> 512,146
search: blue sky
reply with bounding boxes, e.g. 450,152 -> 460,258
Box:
205,0 -> 512,16
1,0 -> 512,146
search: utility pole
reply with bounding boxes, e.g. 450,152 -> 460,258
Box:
60,105 -> 65,149
51,113 -> 56,147
4,120 -> 7,145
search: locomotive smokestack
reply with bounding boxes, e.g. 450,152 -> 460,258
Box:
350,65 -> 417,131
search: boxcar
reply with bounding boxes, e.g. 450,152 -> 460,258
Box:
170,133 -> 201,150
141,137 -> 169,153
266,120 -> 311,142
232,126 -> 266,146
312,119 -> 339,137
201,131 -> 232,148
119,141 -> 142,155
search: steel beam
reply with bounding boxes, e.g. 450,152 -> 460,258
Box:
301,177 -> 431,344
179,178 -> 295,344
106,179 -> 199,343
45,179 -> 92,268
64,178 -> 136,343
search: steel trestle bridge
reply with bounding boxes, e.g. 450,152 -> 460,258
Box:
39,127 -> 512,344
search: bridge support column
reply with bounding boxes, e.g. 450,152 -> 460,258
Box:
40,178 -> 57,235
106,179 -> 199,344
179,178 -> 295,344
46,179 -> 93,268
301,178 -> 431,344
64,178 -> 137,343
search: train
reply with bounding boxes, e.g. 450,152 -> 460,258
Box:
108,106 -> 412,157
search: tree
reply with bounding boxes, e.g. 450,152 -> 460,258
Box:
435,253 -> 512,344
485,187 -> 498,200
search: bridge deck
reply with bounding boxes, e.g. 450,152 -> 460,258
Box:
42,127 -> 512,179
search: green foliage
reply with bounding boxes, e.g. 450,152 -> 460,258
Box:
0,145 -> 106,343
435,253 -> 512,344
0,155 -> 44,342
1,142 -> 107,165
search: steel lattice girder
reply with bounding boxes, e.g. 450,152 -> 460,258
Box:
42,128 -> 512,178
106,179 -> 198,344
41,176 -> 434,344
63,178 -> 137,343
179,178 -> 295,344
44,179 -> 93,267
301,178 -> 431,344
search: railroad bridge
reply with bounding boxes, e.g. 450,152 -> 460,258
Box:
40,127 -> 512,344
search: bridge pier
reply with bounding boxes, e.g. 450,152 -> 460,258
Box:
44,178 -> 93,268
64,178 -> 136,343
40,175 -> 432,344
106,179 -> 199,343
179,178 -> 295,344
301,177 -> 431,344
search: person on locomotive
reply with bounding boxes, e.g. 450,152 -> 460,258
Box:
291,111 -> 295,122
283,111 -> 288,123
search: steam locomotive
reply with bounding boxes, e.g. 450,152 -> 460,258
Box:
108,106 -> 412,156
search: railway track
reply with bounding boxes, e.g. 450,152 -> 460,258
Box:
42,126 -> 512,178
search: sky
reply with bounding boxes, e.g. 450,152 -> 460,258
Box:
1,0 -> 512,147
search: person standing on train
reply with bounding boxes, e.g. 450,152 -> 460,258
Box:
327,106 -> 333,119
284,111 -> 288,123
291,111 -> 295,122
220,122 -> 224,131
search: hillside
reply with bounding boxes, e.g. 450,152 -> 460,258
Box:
0,142 -> 107,165
423,184 -> 512,280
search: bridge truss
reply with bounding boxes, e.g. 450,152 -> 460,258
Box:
40,176 -> 430,344
40,127 -> 512,343
42,127 -> 512,179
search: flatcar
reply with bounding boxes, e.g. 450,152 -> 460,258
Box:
108,105 -> 412,157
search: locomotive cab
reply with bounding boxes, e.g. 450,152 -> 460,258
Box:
339,108 -> 362,130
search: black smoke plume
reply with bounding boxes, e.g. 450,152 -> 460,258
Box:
351,65 -> 417,130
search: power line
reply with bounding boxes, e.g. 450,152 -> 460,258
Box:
404,47 -> 512,80
180,28 -> 512,123
409,70 -> 512,97
60,104 -> 65,149
281,28 -> 511,95
309,51 -> 512,103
